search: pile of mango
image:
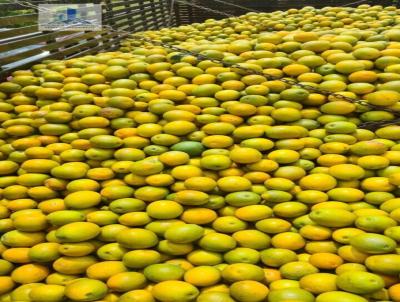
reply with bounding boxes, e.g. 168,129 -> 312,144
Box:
2,3 -> 400,302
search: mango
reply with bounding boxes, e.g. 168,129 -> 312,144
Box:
55,222 -> 100,243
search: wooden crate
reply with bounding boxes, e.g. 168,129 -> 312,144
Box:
0,0 -> 176,77
0,0 -> 398,77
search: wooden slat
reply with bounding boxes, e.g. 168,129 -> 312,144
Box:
107,13 -> 151,28
0,0 -> 61,10
105,6 -> 157,24
0,32 -> 125,77
114,18 -> 144,30
0,30 -> 124,65
0,31 -> 76,52
109,0 -> 143,10
0,25 -> 39,40
68,34 -> 127,57
103,4 -> 141,18
104,3 -> 155,21
111,16 -> 144,32
105,1 -> 153,14
0,0 -> 164,80
1,32 -> 120,68
0,3 -> 32,10
0,14 -> 37,26
107,0 -> 142,8
47,33 -> 123,58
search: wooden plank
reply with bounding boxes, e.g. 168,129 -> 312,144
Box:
68,34 -> 127,57
122,0 -> 141,32
114,17 -> 143,27
107,1 -> 151,13
0,31 -> 77,52
0,3 -> 32,10
0,0 -> 61,10
105,5 -> 157,24
0,30 -> 123,65
0,14 -> 37,26
0,32 -> 125,78
107,13 -> 149,29
109,1 -> 143,10
173,0 -> 182,25
0,25 -> 39,40
48,35 -> 113,58
43,32 -> 126,60
104,2 -> 152,18
148,0 -> 160,29
107,0 -> 142,8
158,0 -> 171,27
151,12 -> 167,29
144,13 -> 167,28
137,0 -> 148,33
103,0 -> 115,27
0,0 -> 177,79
